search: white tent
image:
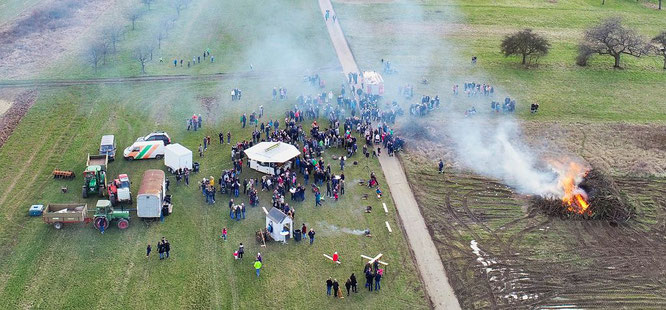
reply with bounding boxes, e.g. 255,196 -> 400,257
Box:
244,142 -> 301,174
265,207 -> 293,243
362,71 -> 384,85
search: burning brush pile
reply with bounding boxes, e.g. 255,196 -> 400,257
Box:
531,163 -> 635,223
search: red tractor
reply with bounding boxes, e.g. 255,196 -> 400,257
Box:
108,174 -> 132,206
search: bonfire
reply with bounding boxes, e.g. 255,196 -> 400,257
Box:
531,162 -> 634,223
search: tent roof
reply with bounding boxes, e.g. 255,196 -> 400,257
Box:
138,169 -> 164,196
363,71 -> 384,85
266,207 -> 290,224
244,142 -> 300,163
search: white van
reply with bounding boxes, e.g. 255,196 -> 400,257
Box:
137,170 -> 169,218
164,143 -> 192,173
123,140 -> 165,160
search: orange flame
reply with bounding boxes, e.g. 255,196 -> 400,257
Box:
557,162 -> 591,215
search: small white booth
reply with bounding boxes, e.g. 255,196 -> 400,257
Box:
266,207 -> 293,243
244,142 -> 301,175
362,71 -> 384,96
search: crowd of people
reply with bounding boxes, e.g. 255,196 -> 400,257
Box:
452,82 -> 495,97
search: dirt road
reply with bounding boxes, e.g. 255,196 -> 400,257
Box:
317,0 -> 461,309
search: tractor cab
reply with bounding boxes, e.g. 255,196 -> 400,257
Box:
108,174 -> 132,205
93,200 -> 130,231
82,165 -> 106,198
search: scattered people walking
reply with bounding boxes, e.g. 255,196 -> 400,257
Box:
308,228 -> 315,244
164,239 -> 171,258
146,244 -> 151,258
326,277 -> 333,296
438,159 -> 444,174
254,259 -> 262,277
221,227 -> 227,241
238,243 -> 244,259
350,273 -> 358,293
345,278 -> 352,296
333,279 -> 340,298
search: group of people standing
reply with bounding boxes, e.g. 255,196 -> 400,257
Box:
146,237 -> 171,260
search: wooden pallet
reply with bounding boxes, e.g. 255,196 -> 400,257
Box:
53,169 -> 75,180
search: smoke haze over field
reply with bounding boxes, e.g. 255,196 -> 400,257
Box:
337,1 -> 573,196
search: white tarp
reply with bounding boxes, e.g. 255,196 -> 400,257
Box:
363,71 -> 384,85
244,142 -> 300,163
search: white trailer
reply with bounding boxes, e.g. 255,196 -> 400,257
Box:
164,143 -> 192,173
137,169 -> 169,218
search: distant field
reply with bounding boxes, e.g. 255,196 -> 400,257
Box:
0,0 -> 44,25
334,0 -> 666,122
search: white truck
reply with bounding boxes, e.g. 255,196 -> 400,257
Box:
164,143 -> 192,173
136,169 -> 171,219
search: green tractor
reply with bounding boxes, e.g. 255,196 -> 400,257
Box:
83,154 -> 108,198
93,200 -> 130,231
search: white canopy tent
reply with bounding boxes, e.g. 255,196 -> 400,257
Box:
244,142 -> 301,174
362,71 -> 385,95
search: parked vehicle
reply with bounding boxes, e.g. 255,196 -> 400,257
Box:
164,143 -> 192,173
108,174 -> 132,205
137,169 -> 172,219
138,131 -> 171,146
93,199 -> 130,230
83,154 -> 108,198
99,135 -> 117,161
43,203 -> 90,229
123,140 -> 165,160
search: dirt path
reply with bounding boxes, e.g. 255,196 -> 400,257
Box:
317,0 -> 461,308
0,65 -> 340,89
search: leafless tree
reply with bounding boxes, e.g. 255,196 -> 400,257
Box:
86,40 -> 108,72
577,17 -> 647,68
154,29 -> 167,49
171,0 -> 190,16
102,24 -> 125,53
500,29 -> 550,65
651,31 -> 666,69
141,0 -> 155,10
125,8 -> 144,30
134,44 -> 153,74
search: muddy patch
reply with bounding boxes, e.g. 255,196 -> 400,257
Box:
0,90 -> 37,148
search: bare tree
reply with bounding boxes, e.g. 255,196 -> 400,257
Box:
500,29 -> 550,65
160,16 -> 175,36
141,0 -> 155,10
86,40 -> 108,71
154,29 -> 167,49
134,44 -> 153,74
125,8 -> 144,30
577,17 -> 647,68
651,31 -> 666,69
171,0 -> 190,16
102,24 -> 125,53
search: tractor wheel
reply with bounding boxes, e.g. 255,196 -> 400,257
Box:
82,186 -> 88,198
53,222 -> 63,230
117,218 -> 129,230
94,217 -> 109,230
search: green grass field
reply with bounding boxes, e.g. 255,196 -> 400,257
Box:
334,0 -> 666,122
0,0 -> 427,308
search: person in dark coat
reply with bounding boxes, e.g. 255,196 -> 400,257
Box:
326,277 -> 333,296
158,241 -> 165,259
374,271 -> 382,291
238,243 -> 244,259
332,279 -> 340,298
345,279 -> 352,296
350,273 -> 358,292
146,244 -> 151,258
366,270 -> 374,291
164,239 -> 171,258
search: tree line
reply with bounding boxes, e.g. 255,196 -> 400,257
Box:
500,17 -> 666,70
85,0 -> 193,73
